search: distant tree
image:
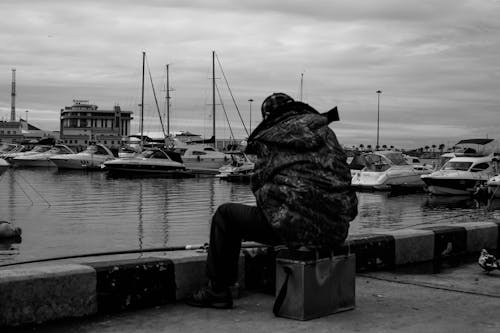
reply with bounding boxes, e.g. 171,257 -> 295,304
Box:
438,144 -> 445,152
431,144 -> 436,152
425,145 -> 430,152
367,144 -> 372,151
359,144 -> 365,150
390,145 -> 394,150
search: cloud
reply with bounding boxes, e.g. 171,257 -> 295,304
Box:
1,0 -> 500,149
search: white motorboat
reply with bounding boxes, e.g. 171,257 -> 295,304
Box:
174,143 -> 229,175
0,143 -> 19,156
0,157 -> 9,175
216,151 -> 254,181
421,154 -> 497,195
3,145 -> 52,163
103,148 -> 191,177
486,174 -> 500,198
12,144 -> 75,167
49,144 -> 115,170
351,151 -> 433,190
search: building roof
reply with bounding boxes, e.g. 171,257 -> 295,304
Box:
456,138 -> 494,145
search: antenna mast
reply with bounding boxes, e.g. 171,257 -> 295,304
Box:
141,52 -> 145,148
11,68 -> 16,121
166,64 -> 170,136
299,72 -> 304,102
212,51 -> 216,145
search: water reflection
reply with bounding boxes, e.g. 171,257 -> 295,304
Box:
0,168 -> 499,265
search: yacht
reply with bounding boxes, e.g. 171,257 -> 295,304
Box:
0,143 -> 18,156
216,151 -> 254,182
103,148 -> 191,177
351,151 -> 433,190
421,154 -> 497,195
0,157 -> 9,174
49,143 -> 115,170
177,145 -> 229,174
12,144 -> 75,167
3,145 -> 52,163
486,172 -> 500,198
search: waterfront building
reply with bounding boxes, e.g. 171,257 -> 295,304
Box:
0,119 -> 57,143
59,100 -> 133,151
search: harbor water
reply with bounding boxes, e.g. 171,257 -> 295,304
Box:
1,168 -> 499,265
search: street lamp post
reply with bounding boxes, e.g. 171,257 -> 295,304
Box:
25,110 -> 29,124
248,99 -> 254,133
376,90 -> 382,149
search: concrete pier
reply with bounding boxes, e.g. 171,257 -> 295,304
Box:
1,221 -> 499,330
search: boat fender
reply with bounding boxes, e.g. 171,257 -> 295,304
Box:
0,221 -> 22,239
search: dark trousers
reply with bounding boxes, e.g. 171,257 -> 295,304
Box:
206,202 -> 282,291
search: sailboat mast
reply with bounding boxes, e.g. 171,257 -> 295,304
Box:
141,51 -> 145,147
300,72 -> 304,102
166,64 -> 170,136
212,50 -> 216,146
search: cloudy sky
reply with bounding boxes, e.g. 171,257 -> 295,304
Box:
0,0 -> 499,149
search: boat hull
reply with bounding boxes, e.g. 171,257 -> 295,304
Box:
11,159 -> 55,167
351,168 -> 427,191
104,163 -> 192,177
49,156 -> 110,170
421,177 -> 485,196
183,158 -> 228,175
487,176 -> 500,198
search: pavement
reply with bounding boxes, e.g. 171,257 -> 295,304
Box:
11,261 -> 500,333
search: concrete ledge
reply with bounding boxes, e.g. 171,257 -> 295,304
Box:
453,222 -> 498,252
375,229 -> 435,265
1,221 -> 499,328
0,264 -> 96,327
86,257 -> 176,314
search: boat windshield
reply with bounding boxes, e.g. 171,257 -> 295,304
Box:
363,154 -> 391,172
383,152 -> 407,165
83,145 -> 109,155
443,161 -> 473,171
142,150 -> 168,159
49,146 -> 72,155
31,146 -> 51,153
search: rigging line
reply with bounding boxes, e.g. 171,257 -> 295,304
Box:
12,176 -> 34,206
15,173 -> 51,207
214,52 -> 249,137
146,56 -> 167,139
215,81 -> 236,141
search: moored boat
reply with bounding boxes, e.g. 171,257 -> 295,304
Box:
103,148 -> 191,177
2,145 -> 49,163
351,151 -> 432,190
216,151 -> 254,182
49,143 -> 115,170
486,174 -> 500,198
421,154 -> 497,195
12,144 -> 75,167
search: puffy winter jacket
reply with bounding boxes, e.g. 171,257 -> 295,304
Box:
245,101 -> 358,249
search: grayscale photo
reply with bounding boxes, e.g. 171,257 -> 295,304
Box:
0,1 -> 499,331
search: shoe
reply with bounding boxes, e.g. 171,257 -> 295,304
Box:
185,286 -> 233,309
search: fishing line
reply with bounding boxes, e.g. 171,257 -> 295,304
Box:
0,242 -> 268,268
392,209 -> 489,231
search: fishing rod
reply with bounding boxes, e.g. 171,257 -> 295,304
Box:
0,242 -> 268,268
